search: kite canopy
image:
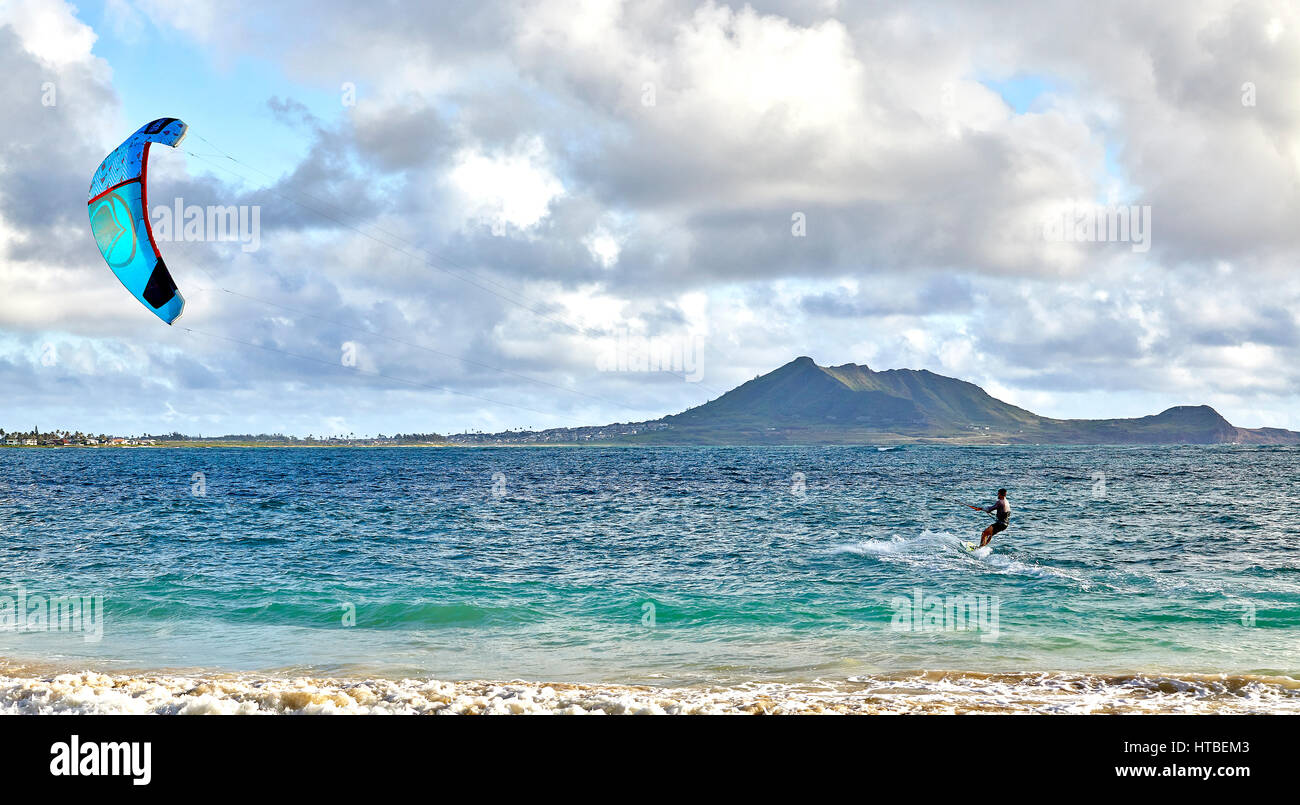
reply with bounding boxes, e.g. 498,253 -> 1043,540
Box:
87,117 -> 188,324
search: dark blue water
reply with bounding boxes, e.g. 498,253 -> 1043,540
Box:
1,445 -> 1297,685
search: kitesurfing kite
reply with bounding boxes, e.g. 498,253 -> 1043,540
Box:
87,117 -> 188,324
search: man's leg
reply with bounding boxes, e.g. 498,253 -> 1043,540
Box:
980,522 -> 1006,547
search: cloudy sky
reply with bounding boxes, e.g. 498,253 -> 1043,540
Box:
3,0 -> 1300,437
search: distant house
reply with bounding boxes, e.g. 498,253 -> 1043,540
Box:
22,439 -> 36,446
110,438 -> 126,445
4,438 -> 17,445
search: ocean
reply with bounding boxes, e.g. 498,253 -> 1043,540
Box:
1,444 -> 1298,714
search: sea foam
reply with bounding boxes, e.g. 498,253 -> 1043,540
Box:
2,669 -> 1297,715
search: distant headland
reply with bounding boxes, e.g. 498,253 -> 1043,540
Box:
7,357 -> 1298,447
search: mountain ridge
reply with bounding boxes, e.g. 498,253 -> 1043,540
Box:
449,357 -> 1300,445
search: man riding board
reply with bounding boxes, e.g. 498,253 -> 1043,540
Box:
977,488 -> 1010,547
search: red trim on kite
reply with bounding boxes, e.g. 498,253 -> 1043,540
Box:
140,141 -> 162,259
87,177 -> 141,206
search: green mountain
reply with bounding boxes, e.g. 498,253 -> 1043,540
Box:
450,357 -> 1300,445
665,356 -> 1040,435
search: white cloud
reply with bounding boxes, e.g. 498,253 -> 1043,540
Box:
447,137 -> 564,232
583,227 -> 621,268
0,0 -> 97,67
5,0 -> 1300,435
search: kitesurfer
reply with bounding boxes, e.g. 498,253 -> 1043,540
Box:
978,489 -> 1010,547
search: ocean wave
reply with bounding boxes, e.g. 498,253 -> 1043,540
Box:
2,668 -> 1297,714
830,529 -> 956,556
830,530 -> 1099,589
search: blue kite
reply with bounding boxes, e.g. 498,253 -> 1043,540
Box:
87,117 -> 188,324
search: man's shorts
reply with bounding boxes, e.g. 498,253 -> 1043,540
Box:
989,520 -> 1009,535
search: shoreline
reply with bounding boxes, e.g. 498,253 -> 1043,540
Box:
3,664 -> 1297,714
3,441 -> 1291,450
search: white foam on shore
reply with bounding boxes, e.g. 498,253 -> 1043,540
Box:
2,669 -> 1297,714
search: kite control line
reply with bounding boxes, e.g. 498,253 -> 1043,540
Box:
957,501 -> 997,519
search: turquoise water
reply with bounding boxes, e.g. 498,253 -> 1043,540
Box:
1,445 -> 1297,686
